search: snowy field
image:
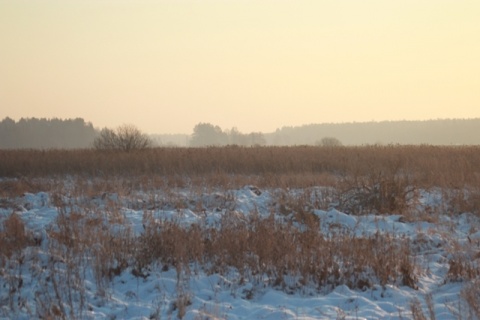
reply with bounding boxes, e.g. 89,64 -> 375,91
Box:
1,184 -> 480,319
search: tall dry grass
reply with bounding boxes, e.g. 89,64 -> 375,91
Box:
1,146 -> 480,188
0,203 -> 422,318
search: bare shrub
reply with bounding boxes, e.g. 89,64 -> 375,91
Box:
94,124 -> 152,152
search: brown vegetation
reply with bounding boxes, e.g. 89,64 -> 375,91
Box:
1,145 -> 479,185
1,145 -> 480,318
2,145 -> 480,215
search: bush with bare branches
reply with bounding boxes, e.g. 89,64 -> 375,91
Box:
93,124 -> 152,152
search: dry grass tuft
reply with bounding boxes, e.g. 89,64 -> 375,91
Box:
0,213 -> 34,263
461,281 -> 480,319
135,212 -> 419,291
445,239 -> 480,283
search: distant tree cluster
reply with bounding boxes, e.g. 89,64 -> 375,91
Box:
0,117 -> 97,149
189,123 -> 266,147
94,124 -> 152,152
315,137 -> 343,147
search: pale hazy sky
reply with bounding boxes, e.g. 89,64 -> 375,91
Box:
1,0 -> 479,134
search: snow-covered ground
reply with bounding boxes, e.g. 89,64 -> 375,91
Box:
1,185 -> 479,319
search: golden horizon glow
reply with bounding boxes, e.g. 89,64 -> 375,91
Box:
1,0 -> 479,134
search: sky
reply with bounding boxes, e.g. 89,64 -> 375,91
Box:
1,0 -> 479,134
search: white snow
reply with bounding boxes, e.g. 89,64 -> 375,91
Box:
1,186 -> 479,319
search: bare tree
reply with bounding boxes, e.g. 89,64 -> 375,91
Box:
94,124 -> 152,152
93,128 -> 118,150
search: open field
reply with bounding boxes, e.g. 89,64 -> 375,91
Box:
1,146 -> 480,319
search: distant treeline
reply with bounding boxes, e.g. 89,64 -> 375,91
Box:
2,117 -> 480,149
155,119 -> 480,146
265,119 -> 480,146
0,117 -> 97,149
